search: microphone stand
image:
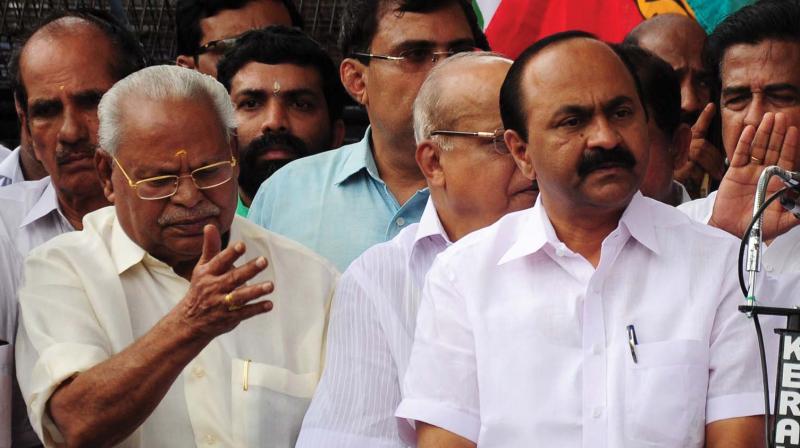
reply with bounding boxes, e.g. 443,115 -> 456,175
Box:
738,166 -> 800,448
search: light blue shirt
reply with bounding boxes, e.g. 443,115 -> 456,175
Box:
248,129 -> 429,271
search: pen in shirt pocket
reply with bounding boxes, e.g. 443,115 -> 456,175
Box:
627,324 -> 638,364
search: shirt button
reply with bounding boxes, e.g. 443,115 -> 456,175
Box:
192,367 -> 206,378
592,407 -> 603,418
396,217 -> 406,227
205,434 -> 216,445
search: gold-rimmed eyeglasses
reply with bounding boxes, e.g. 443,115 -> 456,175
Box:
430,129 -> 509,155
112,154 -> 238,200
351,45 -> 480,73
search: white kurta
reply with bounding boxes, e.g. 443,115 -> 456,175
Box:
398,193 -> 765,447
16,206 -> 338,447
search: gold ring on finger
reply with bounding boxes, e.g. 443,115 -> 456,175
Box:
751,156 -> 764,164
224,292 -> 241,311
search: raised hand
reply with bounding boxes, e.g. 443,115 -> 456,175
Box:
674,103 -> 727,197
709,112 -> 800,240
173,224 -> 274,339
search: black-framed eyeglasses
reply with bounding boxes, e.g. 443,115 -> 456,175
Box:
112,153 -> 238,200
351,45 -> 480,72
196,36 -> 238,56
430,129 -> 509,155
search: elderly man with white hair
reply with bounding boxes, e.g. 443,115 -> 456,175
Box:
15,65 -> 338,448
296,51 -> 537,447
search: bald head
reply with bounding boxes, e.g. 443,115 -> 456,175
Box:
625,14 -> 710,123
414,52 -> 512,146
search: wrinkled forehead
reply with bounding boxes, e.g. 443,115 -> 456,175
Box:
523,40 -> 639,116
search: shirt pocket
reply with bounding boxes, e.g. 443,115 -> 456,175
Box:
624,340 -> 708,448
230,359 -> 319,448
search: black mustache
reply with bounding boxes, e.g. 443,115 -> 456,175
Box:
243,133 -> 309,161
577,147 -> 637,178
55,144 -> 97,165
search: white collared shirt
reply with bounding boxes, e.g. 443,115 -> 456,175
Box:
0,147 -> 25,187
679,191 -> 800,274
397,193 -> 764,448
297,199 -> 450,448
16,206 -> 338,447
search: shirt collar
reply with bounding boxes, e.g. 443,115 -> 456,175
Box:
19,178 -> 67,229
412,198 -> 451,246
498,192 -> 662,265
0,147 -> 22,185
333,127 -> 380,185
110,211 -> 148,275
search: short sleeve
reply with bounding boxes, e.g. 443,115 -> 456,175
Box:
395,258 -> 480,443
297,264 -> 407,448
705,261 -> 765,423
15,248 -> 113,446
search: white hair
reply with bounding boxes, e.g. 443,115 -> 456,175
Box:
413,51 -> 512,150
98,65 -> 236,155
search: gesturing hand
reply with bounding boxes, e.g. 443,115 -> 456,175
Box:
174,224 -> 274,339
709,112 -> 800,240
674,104 -> 727,197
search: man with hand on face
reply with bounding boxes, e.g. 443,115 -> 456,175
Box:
677,0 -> 800,275
625,14 -> 724,198
217,26 -> 346,216
297,52 -> 536,447
397,32 -> 764,448
175,0 -> 303,77
248,0 -> 490,271
15,66 -> 338,447
0,11 -> 145,447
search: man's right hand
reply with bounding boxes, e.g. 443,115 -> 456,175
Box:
674,103 -> 727,197
174,224 -> 274,339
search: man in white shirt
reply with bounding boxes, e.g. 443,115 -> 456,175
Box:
678,0 -> 800,274
398,32 -> 765,447
15,65 -> 339,447
0,10 -> 147,448
296,52 -> 536,447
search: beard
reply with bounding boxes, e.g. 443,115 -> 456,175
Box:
238,133 -> 311,200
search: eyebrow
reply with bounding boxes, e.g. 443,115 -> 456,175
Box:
553,96 -> 635,117
28,88 -> 106,115
235,87 -> 321,99
234,89 -> 268,102
722,83 -> 800,97
390,37 -> 476,52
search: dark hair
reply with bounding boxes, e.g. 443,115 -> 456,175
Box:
9,8 -> 147,112
175,0 -> 303,56
706,0 -> 800,86
500,30 -> 647,141
217,25 -> 345,122
339,0 -> 489,57
613,44 -> 680,139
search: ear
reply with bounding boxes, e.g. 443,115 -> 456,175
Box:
330,119 -> 346,149
14,96 -> 31,139
340,58 -> 368,106
415,140 -> 443,188
176,54 -> 197,70
506,129 -> 536,181
671,123 -> 691,169
95,150 -> 116,204
230,132 -> 241,177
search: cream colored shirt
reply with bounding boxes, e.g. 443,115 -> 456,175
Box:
15,206 -> 338,448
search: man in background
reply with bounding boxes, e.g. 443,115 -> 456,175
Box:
217,26 -> 346,215
248,0 -> 490,270
175,0 -> 303,77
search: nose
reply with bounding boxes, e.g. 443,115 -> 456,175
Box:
58,106 -> 89,146
743,95 -> 766,128
260,99 -> 289,135
170,174 -> 203,208
586,116 -> 622,150
680,78 -> 702,118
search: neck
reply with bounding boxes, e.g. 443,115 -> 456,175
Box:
172,232 -> 230,280
370,127 -> 426,205
19,145 -> 48,181
239,189 -> 252,208
542,194 -> 625,267
433,192 -> 488,243
57,189 -> 110,231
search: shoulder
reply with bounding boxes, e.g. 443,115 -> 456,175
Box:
0,178 -> 52,234
27,207 -> 114,261
676,192 -> 716,223
266,143 -> 359,187
234,216 -> 339,279
437,208 -> 531,268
